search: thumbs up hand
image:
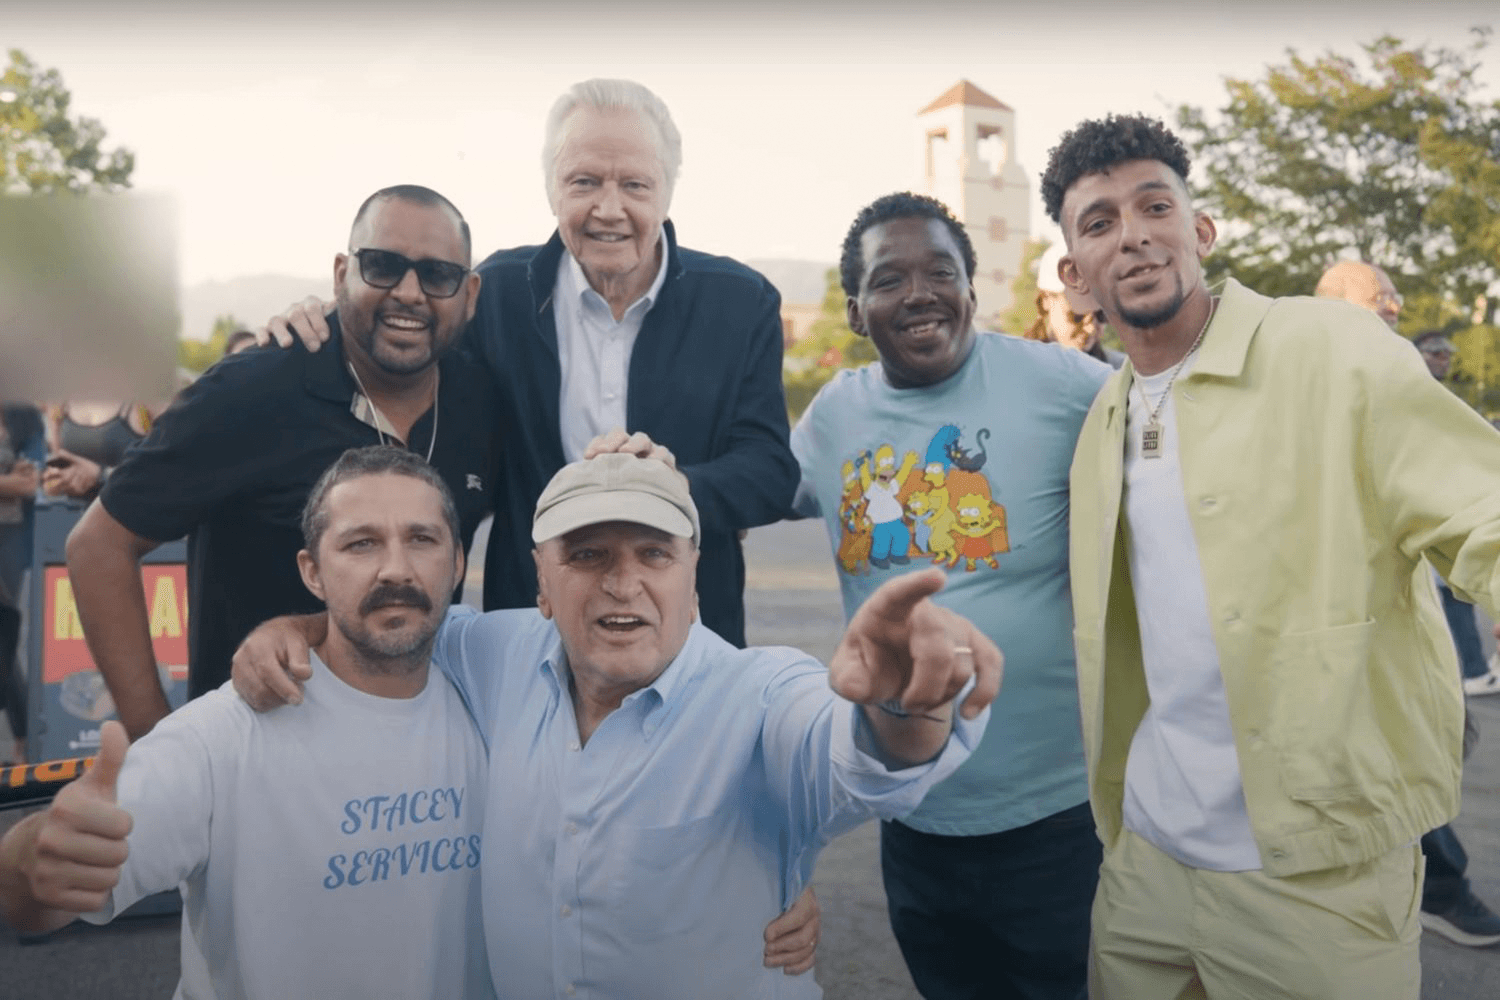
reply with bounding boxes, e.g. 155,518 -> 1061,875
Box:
25,721 -> 134,914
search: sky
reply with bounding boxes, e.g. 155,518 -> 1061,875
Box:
6,1 -> 1499,293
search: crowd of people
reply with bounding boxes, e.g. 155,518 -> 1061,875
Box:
0,80 -> 1497,1000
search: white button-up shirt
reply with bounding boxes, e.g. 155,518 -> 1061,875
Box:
554,231 -> 670,462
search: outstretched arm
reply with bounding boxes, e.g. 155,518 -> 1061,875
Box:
829,568 -> 1002,766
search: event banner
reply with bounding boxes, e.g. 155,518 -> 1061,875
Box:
36,564 -> 189,757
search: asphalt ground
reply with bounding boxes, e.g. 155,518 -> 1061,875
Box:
2,517 -> 1499,997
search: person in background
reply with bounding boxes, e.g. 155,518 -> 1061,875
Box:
1025,243 -> 1125,368
40,401 -> 153,502
0,403 -> 43,762
223,328 -> 258,356
1314,259 -> 1402,329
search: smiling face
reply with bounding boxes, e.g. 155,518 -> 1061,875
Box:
1059,159 -> 1215,336
298,472 -> 462,673
334,198 -> 479,378
535,521 -> 699,703
848,216 -> 978,389
550,106 -> 669,303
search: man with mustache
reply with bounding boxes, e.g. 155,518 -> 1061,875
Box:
0,446 -> 493,997
63,185 -> 500,742
1048,113 -> 1500,997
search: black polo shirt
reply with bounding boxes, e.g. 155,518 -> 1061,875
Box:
101,313 -> 499,698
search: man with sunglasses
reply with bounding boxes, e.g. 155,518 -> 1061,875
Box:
64,184 -> 502,743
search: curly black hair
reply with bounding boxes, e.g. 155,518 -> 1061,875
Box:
839,192 -> 977,298
1040,114 -> 1191,226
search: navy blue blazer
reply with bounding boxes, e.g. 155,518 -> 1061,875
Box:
470,221 -> 798,646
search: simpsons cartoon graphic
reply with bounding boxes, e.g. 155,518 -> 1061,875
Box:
859,444 -> 919,569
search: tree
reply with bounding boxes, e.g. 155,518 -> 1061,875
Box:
178,314 -> 244,373
782,269 -> 878,421
0,49 -> 133,194
998,238 -> 1049,335
1176,29 -> 1500,409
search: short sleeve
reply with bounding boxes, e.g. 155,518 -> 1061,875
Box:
101,354 -> 302,542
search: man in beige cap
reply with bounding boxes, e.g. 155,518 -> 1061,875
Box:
233,431 -> 1000,998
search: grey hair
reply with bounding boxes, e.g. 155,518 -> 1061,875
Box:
301,445 -> 460,558
541,79 -> 682,204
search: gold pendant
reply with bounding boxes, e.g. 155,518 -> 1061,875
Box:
1142,420 -> 1163,458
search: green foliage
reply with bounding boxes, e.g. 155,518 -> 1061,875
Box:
1176,29 -> 1500,411
783,269 -> 878,421
1,49 -> 134,194
178,314 -> 244,373
1448,321 -> 1500,414
997,238 -> 1049,335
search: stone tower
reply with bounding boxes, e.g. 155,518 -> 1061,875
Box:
917,80 -> 1029,328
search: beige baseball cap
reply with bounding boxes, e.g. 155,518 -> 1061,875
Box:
532,452 -> 700,546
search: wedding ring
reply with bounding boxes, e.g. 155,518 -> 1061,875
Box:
952,645 -> 973,655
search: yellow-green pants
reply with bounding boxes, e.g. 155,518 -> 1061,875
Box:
1090,829 -> 1423,999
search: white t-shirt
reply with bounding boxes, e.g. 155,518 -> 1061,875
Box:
86,654 -> 492,999
1120,358 -> 1262,871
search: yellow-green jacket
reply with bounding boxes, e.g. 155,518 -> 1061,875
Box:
1069,278 -> 1500,877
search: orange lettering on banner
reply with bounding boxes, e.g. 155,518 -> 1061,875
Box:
33,759 -> 83,782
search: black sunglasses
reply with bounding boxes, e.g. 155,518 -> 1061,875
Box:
351,248 -> 470,299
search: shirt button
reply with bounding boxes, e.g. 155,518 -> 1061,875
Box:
566,986 -> 577,997
604,392 -> 617,401
1270,848 -> 1287,860
1224,610 -> 1240,624
569,740 -> 581,752
1200,496 -> 1217,509
566,822 -> 579,835
560,904 -> 572,917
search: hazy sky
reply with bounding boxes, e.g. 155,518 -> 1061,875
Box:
8,1 -> 1499,290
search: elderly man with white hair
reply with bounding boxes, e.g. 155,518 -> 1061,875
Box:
266,78 -> 797,652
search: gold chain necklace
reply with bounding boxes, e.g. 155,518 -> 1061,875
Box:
1133,301 -> 1215,459
347,363 -> 439,464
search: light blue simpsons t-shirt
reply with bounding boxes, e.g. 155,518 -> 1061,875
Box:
791,332 -> 1109,835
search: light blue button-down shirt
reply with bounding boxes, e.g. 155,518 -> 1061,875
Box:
435,606 -> 985,999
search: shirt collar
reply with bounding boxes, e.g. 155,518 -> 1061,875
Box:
538,620 -> 706,740
1101,277 -> 1274,428
1190,277 -> 1275,380
557,226 -> 670,319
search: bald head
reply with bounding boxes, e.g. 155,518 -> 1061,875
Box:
1315,260 -> 1401,328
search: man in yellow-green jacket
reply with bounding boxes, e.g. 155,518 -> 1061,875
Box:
1041,113 -> 1500,1000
